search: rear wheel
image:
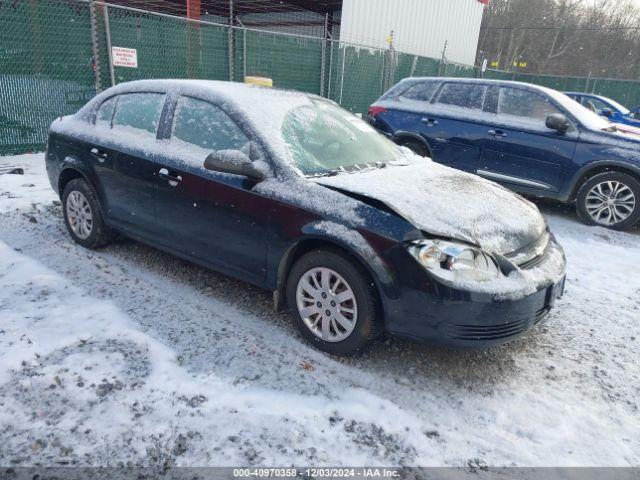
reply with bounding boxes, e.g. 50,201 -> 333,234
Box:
398,138 -> 430,158
576,171 -> 640,230
62,178 -> 115,249
286,249 -> 382,356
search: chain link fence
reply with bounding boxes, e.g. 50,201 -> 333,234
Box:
3,0 -> 640,155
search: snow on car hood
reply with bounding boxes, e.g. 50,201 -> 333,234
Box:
313,154 -> 546,254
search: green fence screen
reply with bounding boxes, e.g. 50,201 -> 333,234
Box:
2,0 -> 640,155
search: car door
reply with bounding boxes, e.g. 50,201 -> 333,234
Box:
89,92 -> 166,236
417,82 -> 489,173
153,95 -> 268,285
477,86 -> 578,193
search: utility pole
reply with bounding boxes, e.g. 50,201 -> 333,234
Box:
228,0 -> 234,81
440,40 -> 448,76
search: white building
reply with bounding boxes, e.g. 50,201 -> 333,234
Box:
198,0 -> 485,66
339,0 -> 486,66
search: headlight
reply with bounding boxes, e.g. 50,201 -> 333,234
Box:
407,239 -> 501,283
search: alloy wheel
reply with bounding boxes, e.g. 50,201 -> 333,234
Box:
66,190 -> 94,239
585,180 -> 636,226
295,267 -> 358,342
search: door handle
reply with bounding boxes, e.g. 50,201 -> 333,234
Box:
90,147 -> 108,163
158,167 -> 182,187
488,129 -> 507,139
421,117 -> 439,126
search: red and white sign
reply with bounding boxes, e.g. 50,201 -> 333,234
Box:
111,47 -> 138,68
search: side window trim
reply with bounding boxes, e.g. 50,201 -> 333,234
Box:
483,86 -> 499,113
93,95 -> 119,127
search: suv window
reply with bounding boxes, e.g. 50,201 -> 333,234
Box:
112,93 -> 165,136
399,81 -> 439,102
96,96 -> 117,127
497,88 -> 563,127
436,83 -> 487,110
581,97 -> 610,115
172,96 -> 249,151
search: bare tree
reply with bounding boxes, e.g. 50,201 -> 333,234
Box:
477,0 -> 640,79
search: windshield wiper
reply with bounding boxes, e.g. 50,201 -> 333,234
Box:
307,168 -> 342,178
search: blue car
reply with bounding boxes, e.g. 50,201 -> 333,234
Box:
369,77 -> 640,230
564,92 -> 640,128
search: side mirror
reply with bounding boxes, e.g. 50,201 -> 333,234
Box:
545,113 -> 570,133
204,150 -> 265,182
601,108 -> 614,118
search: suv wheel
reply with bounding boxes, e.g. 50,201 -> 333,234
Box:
576,171 -> 640,230
286,249 -> 382,356
398,138 -> 430,158
62,178 -> 115,249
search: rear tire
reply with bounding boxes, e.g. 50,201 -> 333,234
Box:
398,138 -> 430,158
576,171 -> 640,230
62,178 -> 115,249
286,249 -> 382,356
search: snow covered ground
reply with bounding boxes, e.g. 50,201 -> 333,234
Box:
0,153 -> 638,467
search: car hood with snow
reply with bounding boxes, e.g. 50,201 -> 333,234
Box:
313,156 -> 546,255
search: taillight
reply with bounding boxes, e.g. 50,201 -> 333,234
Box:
368,106 -> 387,118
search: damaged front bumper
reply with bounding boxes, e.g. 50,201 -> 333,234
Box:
382,236 -> 567,347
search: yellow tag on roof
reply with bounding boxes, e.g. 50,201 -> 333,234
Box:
244,76 -> 273,87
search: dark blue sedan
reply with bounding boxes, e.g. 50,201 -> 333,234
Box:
564,92 -> 640,128
46,80 -> 565,355
369,78 -> 640,230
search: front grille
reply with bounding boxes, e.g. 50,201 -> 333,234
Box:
506,232 -> 551,270
518,245 -> 551,270
446,320 -> 528,341
534,307 -> 550,324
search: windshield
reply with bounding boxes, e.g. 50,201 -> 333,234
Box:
544,88 -> 613,131
282,100 -> 404,175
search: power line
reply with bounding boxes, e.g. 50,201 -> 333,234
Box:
481,25 -> 640,30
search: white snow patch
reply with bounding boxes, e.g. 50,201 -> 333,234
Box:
0,152 -> 57,212
1,152 -> 638,467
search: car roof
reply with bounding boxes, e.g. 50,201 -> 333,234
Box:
399,76 -> 561,94
565,91 -> 610,101
96,78 -> 319,106
76,79 -> 331,172
77,78 -> 322,136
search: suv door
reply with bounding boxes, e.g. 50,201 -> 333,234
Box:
153,95 -> 268,285
477,86 -> 578,194
416,82 -> 490,172
89,92 -> 166,236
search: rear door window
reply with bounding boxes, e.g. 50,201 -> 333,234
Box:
171,96 -> 249,152
112,93 -> 165,137
399,81 -> 439,102
436,83 -> 487,110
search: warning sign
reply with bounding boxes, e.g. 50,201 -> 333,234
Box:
112,47 -> 138,68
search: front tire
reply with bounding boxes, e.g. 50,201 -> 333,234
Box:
576,172 -> 640,230
62,178 -> 115,249
286,249 -> 382,356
